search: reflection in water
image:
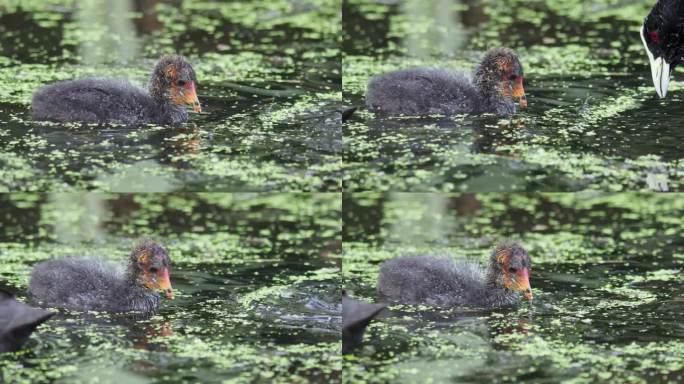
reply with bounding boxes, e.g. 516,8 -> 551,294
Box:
76,0 -> 140,64
22,125 -> 206,192
159,125 -> 203,159
493,316 -> 531,338
132,321 -> 174,350
471,118 -> 526,155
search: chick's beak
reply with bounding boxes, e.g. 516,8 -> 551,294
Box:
512,77 -> 527,108
641,25 -> 670,98
173,81 -> 202,113
146,268 -> 174,299
515,268 -> 533,300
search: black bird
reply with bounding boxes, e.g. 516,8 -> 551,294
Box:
641,0 -> 684,98
377,242 -> 533,309
341,107 -> 357,123
366,48 -> 527,117
32,55 -> 202,124
0,289 -> 54,353
342,294 -> 386,354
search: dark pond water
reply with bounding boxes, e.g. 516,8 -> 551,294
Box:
342,0 -> 684,192
0,0 -> 341,192
0,193 -> 342,383
342,193 -> 684,383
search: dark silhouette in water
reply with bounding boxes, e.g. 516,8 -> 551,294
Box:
29,239 -> 174,313
366,48 -> 527,117
342,294 -> 386,354
641,0 -> 684,98
378,242 -> 533,308
342,107 -> 357,123
32,55 -> 202,124
0,289 -> 54,353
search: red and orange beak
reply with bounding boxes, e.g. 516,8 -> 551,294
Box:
512,76 -> 527,108
505,267 -> 533,300
144,268 -> 174,299
171,81 -> 202,113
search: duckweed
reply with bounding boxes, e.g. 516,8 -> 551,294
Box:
344,193 -> 684,383
0,193 -> 341,383
343,0 -> 682,192
0,0 -> 342,192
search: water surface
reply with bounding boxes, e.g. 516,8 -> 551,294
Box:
343,193 -> 684,383
0,0 -> 342,192
0,193 -> 342,383
343,0 -> 683,191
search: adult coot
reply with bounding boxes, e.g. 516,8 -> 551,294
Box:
641,0 -> 684,98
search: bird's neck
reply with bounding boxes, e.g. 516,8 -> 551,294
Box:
149,84 -> 173,108
147,85 -> 187,124
484,265 -> 504,290
474,70 -> 504,101
125,262 -> 144,287
484,265 -> 517,307
473,72 -> 515,115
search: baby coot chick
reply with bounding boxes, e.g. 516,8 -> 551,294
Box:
366,48 -> 527,117
641,0 -> 684,98
377,242 -> 533,308
28,240 -> 174,313
32,55 -> 202,124
342,294 -> 386,354
0,289 -> 54,353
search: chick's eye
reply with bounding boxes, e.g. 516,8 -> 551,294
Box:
509,267 -> 518,273
149,267 -> 158,274
176,80 -> 186,86
509,74 -> 518,81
